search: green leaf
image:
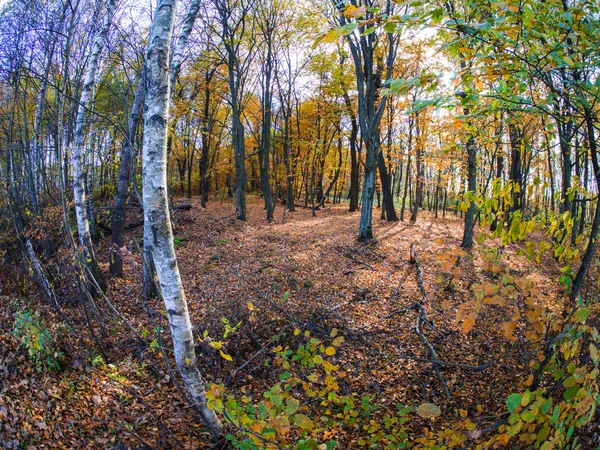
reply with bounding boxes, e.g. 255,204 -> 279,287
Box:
383,21 -> 396,33
522,411 -> 536,423
506,393 -> 522,412
563,376 -> 577,388
576,308 -> 590,323
563,385 -> 580,401
431,8 -> 444,24
361,26 -> 376,36
292,413 -> 314,430
541,398 -> 552,414
285,398 -> 300,416
537,426 -> 550,442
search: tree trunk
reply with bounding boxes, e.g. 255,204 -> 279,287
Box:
358,146 -> 376,240
259,30 -> 274,221
71,0 -> 116,293
316,132 -> 343,209
401,154 -> 411,221
110,69 -> 146,277
571,105 -> 600,300
508,122 -> 523,216
141,0 -> 224,439
378,145 -> 398,221
490,154 -> 504,232
461,136 -> 477,248
282,113 -> 295,211
410,132 -> 423,223
199,69 -> 216,208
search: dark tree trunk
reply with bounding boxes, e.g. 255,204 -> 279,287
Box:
344,94 -> 360,212
461,136 -> 477,248
571,105 -> 600,300
377,145 -> 398,221
490,154 -> 504,232
401,154 -> 411,221
508,122 -> 523,216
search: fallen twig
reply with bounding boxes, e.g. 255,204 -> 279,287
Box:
385,242 -> 492,400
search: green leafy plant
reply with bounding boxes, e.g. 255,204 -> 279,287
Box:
207,329 -> 413,449
13,309 -> 63,372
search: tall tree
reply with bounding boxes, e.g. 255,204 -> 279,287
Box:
71,0 -> 117,292
110,68 -> 145,276
141,0 -> 224,438
256,0 -> 278,221
328,0 -> 401,240
210,0 -> 257,221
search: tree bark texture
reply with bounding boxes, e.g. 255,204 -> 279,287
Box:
141,0 -> 224,438
71,0 -> 116,292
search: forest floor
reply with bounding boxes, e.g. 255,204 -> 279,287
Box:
0,196 -> 580,449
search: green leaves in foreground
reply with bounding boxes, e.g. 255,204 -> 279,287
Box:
506,393 -> 522,412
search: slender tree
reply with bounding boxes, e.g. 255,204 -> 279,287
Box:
210,0 -> 257,221
71,0 -> 117,292
329,0 -> 400,240
141,0 -> 224,438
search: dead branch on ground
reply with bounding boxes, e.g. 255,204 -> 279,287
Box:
386,242 -> 492,400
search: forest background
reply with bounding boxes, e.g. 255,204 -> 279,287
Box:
0,0 -> 599,448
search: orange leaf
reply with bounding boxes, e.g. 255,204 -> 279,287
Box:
461,312 -> 478,334
501,321 -> 517,342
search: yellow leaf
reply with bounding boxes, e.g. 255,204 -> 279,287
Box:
325,347 -> 336,356
220,350 -> 233,361
501,321 -> 517,342
496,433 -> 510,445
563,55 -> 574,67
332,336 -> 345,347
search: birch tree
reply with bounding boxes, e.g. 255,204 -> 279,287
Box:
141,0 -> 224,438
71,0 -> 117,292
142,0 -> 204,295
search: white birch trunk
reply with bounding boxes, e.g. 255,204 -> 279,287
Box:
71,0 -> 116,291
142,0 -> 201,293
142,0 -> 223,439
169,0 -> 201,92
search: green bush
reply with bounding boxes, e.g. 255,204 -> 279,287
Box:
13,309 -> 63,372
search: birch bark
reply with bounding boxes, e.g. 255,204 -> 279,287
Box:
141,0 -> 202,290
71,0 -> 117,292
141,0 -> 224,438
